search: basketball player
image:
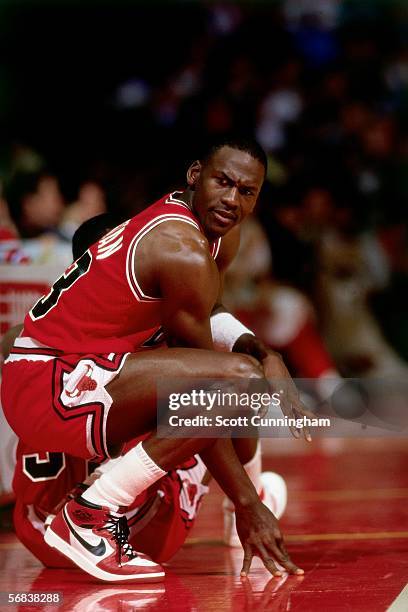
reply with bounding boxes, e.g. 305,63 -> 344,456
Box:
2,138 -> 310,582
3,213 -> 213,569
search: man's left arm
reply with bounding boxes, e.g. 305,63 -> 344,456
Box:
214,227 -> 314,441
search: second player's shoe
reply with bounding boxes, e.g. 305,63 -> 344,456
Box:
44,496 -> 165,582
223,471 -> 288,547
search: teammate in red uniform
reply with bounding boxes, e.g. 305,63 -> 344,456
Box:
2,138 -> 310,583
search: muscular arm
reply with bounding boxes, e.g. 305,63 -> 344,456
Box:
160,239 -> 219,349
201,437 -> 303,576
133,221 -> 220,349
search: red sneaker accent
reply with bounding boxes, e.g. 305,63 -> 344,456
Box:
44,497 -> 165,583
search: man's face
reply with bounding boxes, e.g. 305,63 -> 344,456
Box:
188,146 -> 265,239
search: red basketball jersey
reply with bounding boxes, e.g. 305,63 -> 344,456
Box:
21,192 -> 221,354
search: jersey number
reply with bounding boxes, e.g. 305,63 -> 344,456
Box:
22,452 -> 98,482
30,251 -> 92,320
23,452 -> 66,482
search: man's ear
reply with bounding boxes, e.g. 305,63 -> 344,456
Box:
186,160 -> 202,189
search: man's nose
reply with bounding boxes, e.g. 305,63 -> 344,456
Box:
221,186 -> 239,207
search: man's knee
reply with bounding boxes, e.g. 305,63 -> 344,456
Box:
224,353 -> 263,379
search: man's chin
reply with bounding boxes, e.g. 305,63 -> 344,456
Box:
206,224 -> 234,240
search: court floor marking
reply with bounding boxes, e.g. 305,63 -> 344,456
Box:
0,542 -> 24,550
294,488 -> 408,501
285,531 -> 408,542
185,531 -> 408,545
387,583 -> 408,611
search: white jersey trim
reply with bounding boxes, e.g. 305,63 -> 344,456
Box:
165,191 -> 191,210
5,353 -> 56,363
212,237 -> 222,260
126,214 -> 201,303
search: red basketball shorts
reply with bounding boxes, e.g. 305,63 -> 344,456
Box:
2,341 -> 130,462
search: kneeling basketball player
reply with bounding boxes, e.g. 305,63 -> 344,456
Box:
2,138 -> 310,582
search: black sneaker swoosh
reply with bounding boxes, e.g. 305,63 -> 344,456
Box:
63,507 -> 106,557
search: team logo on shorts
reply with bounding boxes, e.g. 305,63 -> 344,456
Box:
65,364 -> 97,398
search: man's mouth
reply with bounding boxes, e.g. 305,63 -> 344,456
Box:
212,209 -> 238,226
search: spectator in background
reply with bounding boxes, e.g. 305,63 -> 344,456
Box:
6,171 -> 65,240
0,193 -> 29,264
301,184 -> 408,378
253,178 -> 408,379
5,170 -> 71,266
59,180 -> 108,242
1,0 -> 407,374
256,58 -> 304,153
224,209 -> 341,399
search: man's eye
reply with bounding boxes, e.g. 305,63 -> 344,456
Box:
217,178 -> 229,186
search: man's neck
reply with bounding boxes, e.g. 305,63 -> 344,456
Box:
174,189 -> 194,211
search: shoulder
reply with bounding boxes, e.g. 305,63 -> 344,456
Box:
131,219 -> 218,299
155,221 -> 220,305
140,218 -> 213,266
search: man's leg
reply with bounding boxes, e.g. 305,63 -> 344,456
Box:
79,347 -> 261,510
44,347 -> 263,582
105,347 -> 262,446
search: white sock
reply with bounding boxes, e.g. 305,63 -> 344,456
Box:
243,442 -> 262,495
81,442 -> 166,512
83,457 -> 122,487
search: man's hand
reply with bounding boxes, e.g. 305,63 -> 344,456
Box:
262,351 -> 315,442
235,500 -> 304,577
233,334 -> 315,441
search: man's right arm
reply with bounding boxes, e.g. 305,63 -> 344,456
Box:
137,221 -> 219,349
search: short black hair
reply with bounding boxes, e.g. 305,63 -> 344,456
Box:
72,213 -> 120,260
200,136 -> 268,175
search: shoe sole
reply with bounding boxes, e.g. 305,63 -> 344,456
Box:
44,526 -> 165,583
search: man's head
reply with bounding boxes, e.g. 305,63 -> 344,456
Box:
187,137 -> 267,240
72,212 -> 119,260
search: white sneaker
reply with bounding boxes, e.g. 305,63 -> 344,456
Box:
223,472 -> 288,547
44,496 -> 165,582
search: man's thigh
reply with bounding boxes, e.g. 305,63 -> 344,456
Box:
2,353 -> 129,461
105,347 -> 252,446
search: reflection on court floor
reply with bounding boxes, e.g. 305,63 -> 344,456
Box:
0,439 -> 407,611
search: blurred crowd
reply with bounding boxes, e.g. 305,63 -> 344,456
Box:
1,0 -> 408,380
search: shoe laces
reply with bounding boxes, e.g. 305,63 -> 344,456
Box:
102,514 -> 138,563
